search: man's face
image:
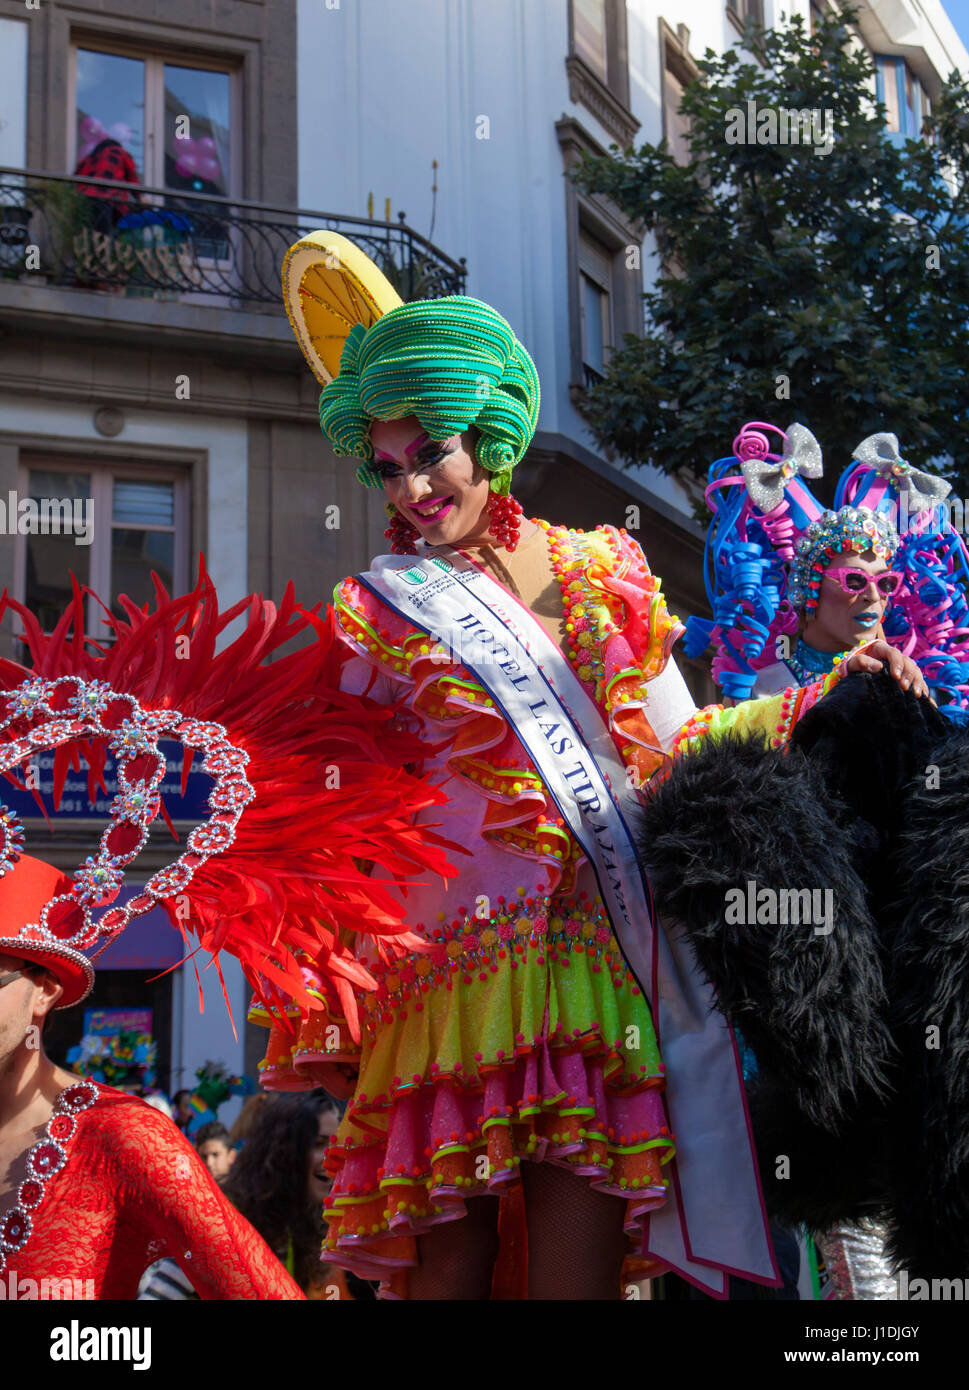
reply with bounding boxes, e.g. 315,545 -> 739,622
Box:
370,416 -> 492,548
198,1139 -> 235,1181
0,953 -> 52,1071
808,549 -> 894,651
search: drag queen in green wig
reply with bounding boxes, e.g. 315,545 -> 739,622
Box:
279,237 -> 927,1303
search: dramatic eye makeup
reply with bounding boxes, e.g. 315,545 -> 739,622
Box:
374,437 -> 456,476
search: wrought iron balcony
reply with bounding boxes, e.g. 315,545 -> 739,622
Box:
0,167 -> 466,307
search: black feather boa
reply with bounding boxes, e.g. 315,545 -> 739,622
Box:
637,732 -> 893,1127
636,669 -> 969,1279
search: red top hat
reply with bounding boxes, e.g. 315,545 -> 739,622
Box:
0,853 -> 92,1007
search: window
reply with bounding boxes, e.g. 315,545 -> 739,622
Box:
574,0 -> 609,85
661,22 -> 698,167
17,460 -> 189,636
557,117 -> 644,403
566,0 -> 637,147
727,0 -> 765,29
809,1 -> 827,32
579,231 -> 614,383
71,45 -> 236,197
875,56 -> 928,139
663,64 -> 690,165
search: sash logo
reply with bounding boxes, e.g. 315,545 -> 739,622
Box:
429,557 -> 453,573
397,566 -> 428,586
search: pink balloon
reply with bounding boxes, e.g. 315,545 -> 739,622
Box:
198,157 -> 221,184
79,116 -> 104,142
198,136 -> 217,156
175,153 -> 198,178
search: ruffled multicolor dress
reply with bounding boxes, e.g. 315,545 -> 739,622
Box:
253,522 -> 841,1297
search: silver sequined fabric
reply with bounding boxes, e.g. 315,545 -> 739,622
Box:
818,1220 -> 899,1299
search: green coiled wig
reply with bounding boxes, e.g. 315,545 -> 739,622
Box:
317,296 -> 541,495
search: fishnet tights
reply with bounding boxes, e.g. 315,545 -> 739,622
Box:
405,1163 -> 628,1300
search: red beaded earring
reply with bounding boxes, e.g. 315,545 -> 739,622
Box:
487,492 -> 523,552
384,506 -> 420,556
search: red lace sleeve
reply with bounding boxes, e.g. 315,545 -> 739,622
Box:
106,1100 -> 305,1300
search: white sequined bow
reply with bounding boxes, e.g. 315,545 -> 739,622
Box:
852,432 -> 950,513
741,423 -> 823,513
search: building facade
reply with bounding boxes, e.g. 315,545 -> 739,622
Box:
0,0 -> 965,1106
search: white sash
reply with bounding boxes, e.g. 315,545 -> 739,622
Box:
356,546 -> 777,1295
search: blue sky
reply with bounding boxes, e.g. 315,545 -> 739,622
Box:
943,0 -> 969,59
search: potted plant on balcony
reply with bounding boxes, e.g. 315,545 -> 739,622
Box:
371,243 -> 451,302
32,179 -> 97,283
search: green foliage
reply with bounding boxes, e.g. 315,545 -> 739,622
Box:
34,178 -> 92,262
373,244 -> 452,301
570,4 -> 969,496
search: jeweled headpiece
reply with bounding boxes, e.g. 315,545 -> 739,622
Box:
787,506 -> 899,613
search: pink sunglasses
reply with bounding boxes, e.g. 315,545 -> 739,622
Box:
823,567 -> 903,598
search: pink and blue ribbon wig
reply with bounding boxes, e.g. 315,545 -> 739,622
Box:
836,457 -> 969,715
685,422 -> 824,700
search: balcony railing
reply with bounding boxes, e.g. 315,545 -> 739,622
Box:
0,167 -> 466,308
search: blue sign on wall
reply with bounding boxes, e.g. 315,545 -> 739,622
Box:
93,889 -> 186,971
2,740 -> 214,821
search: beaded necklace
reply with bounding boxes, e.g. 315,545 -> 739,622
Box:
785,639 -> 846,688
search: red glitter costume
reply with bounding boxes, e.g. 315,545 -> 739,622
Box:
0,1081 -> 303,1300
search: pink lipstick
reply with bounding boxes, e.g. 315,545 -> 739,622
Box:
408,497 -> 454,523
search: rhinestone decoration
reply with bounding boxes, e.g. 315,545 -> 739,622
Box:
149,863 -> 194,896
6,678 -> 47,720
0,1209 -> 30,1249
179,719 -> 229,748
109,781 -> 158,823
18,1180 -> 43,1210
28,1141 -> 66,1179
65,680 -> 113,720
210,780 -> 255,812
60,1081 -> 98,1113
0,804 -> 25,876
187,821 -> 234,855
72,856 -> 125,906
109,719 -> 156,760
0,1081 -> 99,1273
29,719 -> 77,745
203,746 -> 249,776
48,1113 -> 75,1143
0,675 -> 256,952
140,710 -> 180,738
